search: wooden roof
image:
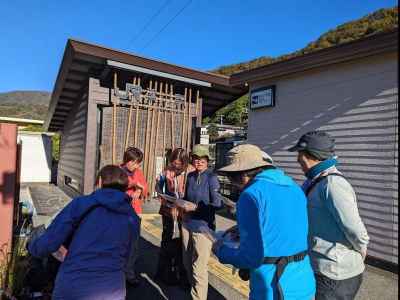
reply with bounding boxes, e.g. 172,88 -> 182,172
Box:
45,39 -> 247,131
230,29 -> 398,86
45,29 -> 398,131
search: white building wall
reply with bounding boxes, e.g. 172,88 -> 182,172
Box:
247,52 -> 398,265
18,132 -> 52,183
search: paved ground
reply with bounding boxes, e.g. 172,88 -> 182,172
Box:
26,183 -> 70,217
356,265 -> 398,300
23,185 -> 398,299
138,201 -> 398,300
126,234 -> 233,300
135,202 -> 246,300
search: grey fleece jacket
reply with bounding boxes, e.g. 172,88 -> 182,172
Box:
307,166 -> 369,280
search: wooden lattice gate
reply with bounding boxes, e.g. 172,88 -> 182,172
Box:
99,75 -> 202,197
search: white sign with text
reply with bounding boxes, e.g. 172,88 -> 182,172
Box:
250,86 -> 275,109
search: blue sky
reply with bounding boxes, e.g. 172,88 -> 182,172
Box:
0,0 -> 396,93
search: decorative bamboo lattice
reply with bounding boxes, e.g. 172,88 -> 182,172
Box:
100,76 -> 201,198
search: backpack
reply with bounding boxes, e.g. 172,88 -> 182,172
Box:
22,205 -> 99,298
305,173 -> 346,196
20,254 -> 60,299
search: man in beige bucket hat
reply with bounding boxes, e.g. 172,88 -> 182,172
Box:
218,144 -> 273,173
214,144 -> 316,300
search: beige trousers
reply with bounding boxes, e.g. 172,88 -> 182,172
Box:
181,225 -> 213,300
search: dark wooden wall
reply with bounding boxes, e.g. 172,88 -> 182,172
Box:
58,76 -> 202,198
57,92 -> 88,198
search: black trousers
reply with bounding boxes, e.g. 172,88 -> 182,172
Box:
161,215 -> 175,249
155,216 -> 188,284
316,273 -> 363,300
157,216 -> 175,273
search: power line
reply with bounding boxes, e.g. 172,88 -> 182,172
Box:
139,0 -> 193,52
128,0 -> 171,49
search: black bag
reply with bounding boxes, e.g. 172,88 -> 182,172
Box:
21,255 -> 60,297
23,206 -> 99,297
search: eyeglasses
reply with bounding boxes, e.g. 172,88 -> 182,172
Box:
192,156 -> 208,162
227,173 -> 243,184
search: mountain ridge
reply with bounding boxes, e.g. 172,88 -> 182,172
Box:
213,6 -> 397,76
0,91 -> 51,120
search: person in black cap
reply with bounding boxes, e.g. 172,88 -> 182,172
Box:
289,131 -> 369,300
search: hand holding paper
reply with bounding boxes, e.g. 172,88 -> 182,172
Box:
222,225 -> 240,241
175,199 -> 197,212
212,238 -> 224,254
182,220 -> 218,244
52,245 -> 68,262
158,193 -> 177,203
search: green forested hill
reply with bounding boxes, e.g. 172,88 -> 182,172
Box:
213,7 -> 398,76
0,91 -> 50,120
204,6 -> 398,126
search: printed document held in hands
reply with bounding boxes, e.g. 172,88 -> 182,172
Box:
158,193 -> 178,203
175,199 -> 197,211
183,219 -> 219,242
183,220 -> 240,276
158,193 -> 197,211
183,220 -> 239,248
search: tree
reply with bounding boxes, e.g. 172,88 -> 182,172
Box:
208,6 -> 398,126
207,124 -> 219,142
212,7 -> 398,76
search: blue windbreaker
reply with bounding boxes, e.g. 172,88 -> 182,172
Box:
28,188 -> 140,300
185,168 -> 223,230
216,168 -> 315,300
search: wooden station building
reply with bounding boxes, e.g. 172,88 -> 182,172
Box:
45,31 -> 398,269
229,29 -> 398,269
44,39 -> 246,199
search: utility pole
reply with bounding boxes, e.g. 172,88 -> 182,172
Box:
218,114 -> 223,125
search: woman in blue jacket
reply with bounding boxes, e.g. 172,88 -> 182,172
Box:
215,144 -> 315,300
28,165 -> 140,300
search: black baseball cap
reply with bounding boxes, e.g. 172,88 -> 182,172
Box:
288,131 -> 335,160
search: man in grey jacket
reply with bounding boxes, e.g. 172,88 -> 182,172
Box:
289,131 -> 369,300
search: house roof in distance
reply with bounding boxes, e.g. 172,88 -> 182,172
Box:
0,116 -> 44,126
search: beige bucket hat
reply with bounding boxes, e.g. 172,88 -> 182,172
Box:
218,144 -> 273,172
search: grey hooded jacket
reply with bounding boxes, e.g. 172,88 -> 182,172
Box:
306,166 -> 369,280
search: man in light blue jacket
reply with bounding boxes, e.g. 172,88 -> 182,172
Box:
214,144 -> 315,300
289,131 -> 369,300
